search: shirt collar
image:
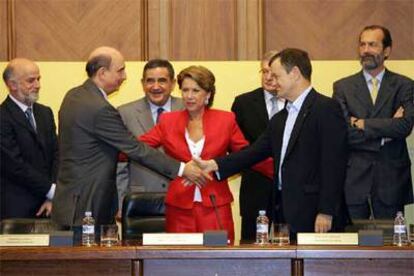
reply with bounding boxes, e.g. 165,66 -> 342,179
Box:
148,97 -> 172,113
97,87 -> 108,100
287,86 -> 312,112
363,69 -> 385,84
8,94 -> 32,112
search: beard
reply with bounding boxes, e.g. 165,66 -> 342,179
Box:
360,54 -> 384,70
20,90 -> 39,105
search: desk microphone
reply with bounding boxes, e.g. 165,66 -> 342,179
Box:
367,195 -> 377,228
204,194 -> 227,246
209,194 -> 224,230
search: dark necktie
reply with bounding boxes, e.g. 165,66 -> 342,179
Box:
156,107 -> 164,123
25,107 -> 36,131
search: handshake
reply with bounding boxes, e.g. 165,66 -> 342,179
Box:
182,157 -> 219,188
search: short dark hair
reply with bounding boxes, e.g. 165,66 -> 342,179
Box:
2,65 -> 13,83
177,65 -> 216,108
268,48 -> 312,81
85,54 -> 112,77
359,25 -> 393,49
142,59 -> 175,80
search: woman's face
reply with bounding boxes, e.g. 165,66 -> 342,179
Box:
181,78 -> 210,114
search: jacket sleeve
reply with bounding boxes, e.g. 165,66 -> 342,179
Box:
227,114 -> 274,179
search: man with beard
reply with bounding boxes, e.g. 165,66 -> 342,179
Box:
333,25 -> 414,219
1,58 -> 58,219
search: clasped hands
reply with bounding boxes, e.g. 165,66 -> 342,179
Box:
182,157 -> 219,188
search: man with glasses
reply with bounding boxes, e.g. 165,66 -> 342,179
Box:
231,50 -> 284,241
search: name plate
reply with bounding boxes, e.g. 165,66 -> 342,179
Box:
143,233 -> 203,245
0,234 -> 49,246
297,233 -> 358,245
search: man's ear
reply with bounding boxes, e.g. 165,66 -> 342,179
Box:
6,79 -> 18,91
384,46 -> 392,60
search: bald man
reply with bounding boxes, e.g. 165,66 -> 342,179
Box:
53,46 -> 208,226
1,58 -> 58,219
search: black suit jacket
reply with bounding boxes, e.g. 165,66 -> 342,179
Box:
333,70 -> 414,206
0,96 -> 58,219
217,89 -> 348,233
231,88 -> 273,218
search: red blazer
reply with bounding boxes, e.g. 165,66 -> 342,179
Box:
139,109 -> 273,209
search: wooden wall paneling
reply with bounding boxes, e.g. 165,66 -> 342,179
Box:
1,0 -> 11,61
169,0 -> 238,60
236,0 -> 263,60
147,0 -> 171,59
13,0 -> 144,61
264,0 -> 414,60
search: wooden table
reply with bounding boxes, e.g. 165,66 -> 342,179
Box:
1,244 -> 413,276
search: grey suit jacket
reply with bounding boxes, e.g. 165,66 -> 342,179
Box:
52,79 -> 180,226
333,69 -> 414,206
116,96 -> 183,200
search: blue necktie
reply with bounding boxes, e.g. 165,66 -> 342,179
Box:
156,107 -> 164,123
25,107 -> 36,131
270,96 -> 279,119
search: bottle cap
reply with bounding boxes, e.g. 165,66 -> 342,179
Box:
259,210 -> 266,216
85,211 -> 92,216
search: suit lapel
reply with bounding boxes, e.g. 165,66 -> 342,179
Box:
252,89 -> 270,122
372,70 -> 396,117
134,100 -> 154,131
351,72 -> 374,113
171,96 -> 184,111
5,97 -> 38,136
284,90 -> 316,159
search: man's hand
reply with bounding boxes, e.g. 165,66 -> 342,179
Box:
350,116 -> 365,130
192,157 -> 219,173
393,106 -> 404,118
36,199 -> 52,217
314,213 -> 332,233
182,160 -> 212,188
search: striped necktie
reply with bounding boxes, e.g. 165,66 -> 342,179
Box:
270,96 -> 279,119
25,107 -> 36,131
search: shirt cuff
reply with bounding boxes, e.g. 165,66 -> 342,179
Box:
178,162 -> 185,177
215,171 -> 222,181
46,183 -> 56,200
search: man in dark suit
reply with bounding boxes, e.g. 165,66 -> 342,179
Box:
1,58 -> 58,219
52,47 -> 209,227
333,25 -> 414,219
231,50 -> 284,241
196,48 -> 348,235
116,59 -> 183,209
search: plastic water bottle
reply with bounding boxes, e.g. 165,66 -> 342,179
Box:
393,211 -> 408,246
82,211 -> 95,246
256,210 -> 269,245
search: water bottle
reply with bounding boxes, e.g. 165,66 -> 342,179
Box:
256,210 -> 269,245
393,211 -> 408,246
82,211 -> 95,246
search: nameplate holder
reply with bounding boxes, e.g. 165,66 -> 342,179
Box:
203,230 -> 228,246
0,234 -> 50,246
297,233 -> 358,245
143,233 -> 203,245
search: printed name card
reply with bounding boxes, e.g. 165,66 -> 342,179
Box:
143,233 -> 204,245
297,233 -> 358,245
0,234 -> 50,246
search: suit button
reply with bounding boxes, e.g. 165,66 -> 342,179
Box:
162,183 -> 166,188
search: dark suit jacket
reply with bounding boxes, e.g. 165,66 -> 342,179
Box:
217,89 -> 348,233
139,109 -> 273,209
52,79 -> 180,226
0,96 -> 58,219
333,70 -> 414,206
231,88 -> 274,219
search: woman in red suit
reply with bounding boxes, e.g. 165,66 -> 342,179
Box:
139,66 -> 273,242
